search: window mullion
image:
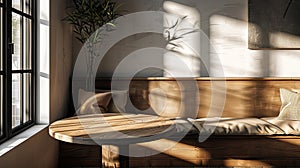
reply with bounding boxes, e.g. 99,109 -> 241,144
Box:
20,5 -> 24,125
20,73 -> 23,125
32,0 -> 36,124
0,0 -> 7,143
6,0 -> 13,137
12,8 -> 32,19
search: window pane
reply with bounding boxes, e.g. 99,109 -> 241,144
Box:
40,0 -> 49,21
12,13 -> 22,70
24,0 -> 31,15
23,73 -> 31,122
23,18 -> 31,70
12,0 -> 21,11
40,24 -> 49,74
39,77 -> 49,124
12,74 -> 21,128
40,0 -> 50,21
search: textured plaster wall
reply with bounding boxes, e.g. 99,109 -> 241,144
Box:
85,0 -> 300,78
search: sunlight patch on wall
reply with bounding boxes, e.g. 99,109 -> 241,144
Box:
269,50 -> 300,77
269,32 -> 300,49
163,1 -> 201,77
210,14 -> 268,77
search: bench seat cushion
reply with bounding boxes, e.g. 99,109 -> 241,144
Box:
262,117 -> 300,135
187,117 -> 285,135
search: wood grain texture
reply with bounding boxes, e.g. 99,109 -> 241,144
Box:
95,78 -> 300,167
95,77 -> 300,118
62,78 -> 300,167
49,113 -> 175,145
52,113 -> 176,168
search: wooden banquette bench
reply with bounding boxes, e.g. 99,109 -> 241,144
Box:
61,77 -> 300,167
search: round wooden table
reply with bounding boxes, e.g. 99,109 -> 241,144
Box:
49,113 -> 176,168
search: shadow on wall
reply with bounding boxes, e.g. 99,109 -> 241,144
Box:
97,1 -> 205,78
95,0 -> 300,78
98,33 -> 166,77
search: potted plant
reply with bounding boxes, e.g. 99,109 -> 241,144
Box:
65,0 -> 121,90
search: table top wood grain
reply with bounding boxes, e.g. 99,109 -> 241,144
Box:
49,113 -> 176,145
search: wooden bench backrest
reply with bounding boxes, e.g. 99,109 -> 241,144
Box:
95,78 -> 300,118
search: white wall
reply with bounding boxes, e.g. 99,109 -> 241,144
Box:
90,0 -> 300,78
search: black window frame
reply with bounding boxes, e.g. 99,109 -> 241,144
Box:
0,0 -> 36,144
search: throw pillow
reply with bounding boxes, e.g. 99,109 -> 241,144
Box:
292,89 -> 300,93
77,89 -> 112,115
97,89 -> 128,113
277,88 -> 300,120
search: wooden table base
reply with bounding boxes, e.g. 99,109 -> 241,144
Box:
102,145 -> 129,168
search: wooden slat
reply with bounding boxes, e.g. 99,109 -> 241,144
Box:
50,113 -> 175,145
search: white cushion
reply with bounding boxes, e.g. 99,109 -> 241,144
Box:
188,117 -> 285,135
78,89 -> 98,108
277,88 -> 300,120
292,89 -> 300,93
78,89 -> 128,113
97,89 -> 128,113
77,89 -> 112,115
262,117 -> 300,135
